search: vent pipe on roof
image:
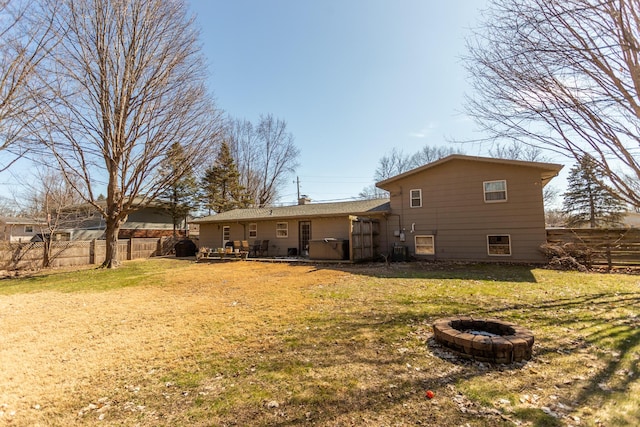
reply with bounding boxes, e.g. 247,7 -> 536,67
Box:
298,195 -> 311,205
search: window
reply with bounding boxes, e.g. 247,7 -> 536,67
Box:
415,235 -> 435,255
484,180 -> 507,202
410,189 -> 422,208
25,225 -> 33,233
276,222 -> 288,238
487,235 -> 511,256
249,223 -> 257,238
222,226 -> 230,242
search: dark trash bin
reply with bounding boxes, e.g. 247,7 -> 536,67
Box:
175,239 -> 197,257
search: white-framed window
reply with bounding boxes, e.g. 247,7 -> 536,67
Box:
25,225 -> 33,233
410,189 -> 422,208
415,235 -> 435,255
487,235 -> 511,256
484,180 -> 507,202
276,222 -> 288,238
222,226 -> 230,243
248,223 -> 257,238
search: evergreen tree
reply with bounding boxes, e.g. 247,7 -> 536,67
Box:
202,142 -> 253,213
562,155 -> 626,228
160,142 -> 199,236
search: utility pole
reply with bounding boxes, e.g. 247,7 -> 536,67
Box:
296,176 -> 300,200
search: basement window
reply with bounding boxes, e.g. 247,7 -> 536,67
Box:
487,235 -> 511,256
415,235 -> 435,255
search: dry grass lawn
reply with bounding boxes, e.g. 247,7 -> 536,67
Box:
0,258 -> 638,426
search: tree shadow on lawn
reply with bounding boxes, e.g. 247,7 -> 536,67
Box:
199,291 -> 639,426
326,261 -> 540,283
201,309 -> 517,427
480,291 -> 640,424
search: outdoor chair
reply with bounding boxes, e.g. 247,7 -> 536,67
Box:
240,240 -> 250,252
251,240 -> 262,257
258,239 -> 269,257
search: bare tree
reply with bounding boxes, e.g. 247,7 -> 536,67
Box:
374,148 -> 413,181
226,114 -> 300,206
0,0 -> 56,170
374,146 -> 462,182
22,167 -> 87,266
38,0 -> 222,267
465,0 -> 640,207
488,141 -> 550,163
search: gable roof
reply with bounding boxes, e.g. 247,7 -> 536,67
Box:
193,198 -> 391,224
0,216 -> 45,226
376,154 -> 563,189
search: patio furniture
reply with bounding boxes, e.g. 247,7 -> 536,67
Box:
258,239 -> 269,257
251,240 -> 261,257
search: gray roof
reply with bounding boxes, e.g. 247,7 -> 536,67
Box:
0,216 -> 45,225
193,199 -> 391,223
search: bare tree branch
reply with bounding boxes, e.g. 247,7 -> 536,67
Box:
0,0 -> 57,170
465,0 -> 640,206
36,0 -> 222,267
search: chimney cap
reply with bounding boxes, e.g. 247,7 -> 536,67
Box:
298,195 -> 311,205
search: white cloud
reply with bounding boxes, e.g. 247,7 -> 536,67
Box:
409,122 -> 438,138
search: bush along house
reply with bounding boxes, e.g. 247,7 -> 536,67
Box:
193,155 -> 563,263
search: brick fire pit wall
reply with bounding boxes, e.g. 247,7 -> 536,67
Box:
432,317 -> 534,364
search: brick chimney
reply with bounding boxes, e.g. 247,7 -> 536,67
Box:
298,195 -> 311,205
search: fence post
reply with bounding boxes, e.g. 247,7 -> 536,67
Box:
90,239 -> 95,264
128,238 -> 134,260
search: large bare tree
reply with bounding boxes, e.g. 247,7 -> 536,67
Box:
0,0 -> 56,170
465,0 -> 640,207
226,114 -> 300,206
39,0 -> 221,267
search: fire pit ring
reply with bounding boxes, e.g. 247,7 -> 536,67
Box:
433,317 -> 534,364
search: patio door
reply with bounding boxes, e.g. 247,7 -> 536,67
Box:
299,221 -> 311,256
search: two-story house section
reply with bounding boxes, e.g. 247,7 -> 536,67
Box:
376,155 -> 563,262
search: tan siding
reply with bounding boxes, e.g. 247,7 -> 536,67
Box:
198,223 -> 219,248
382,159 -> 548,262
310,218 -> 351,240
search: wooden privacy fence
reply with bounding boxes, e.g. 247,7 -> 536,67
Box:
546,228 -> 640,267
0,237 -> 181,271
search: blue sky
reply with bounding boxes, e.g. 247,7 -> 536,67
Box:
188,0 -> 511,204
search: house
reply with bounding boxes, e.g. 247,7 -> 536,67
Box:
376,155 -> 562,263
54,199 -> 184,240
194,155 -> 563,262
0,217 -> 46,242
194,198 -> 391,260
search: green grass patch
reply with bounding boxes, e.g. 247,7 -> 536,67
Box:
0,258 -> 188,295
2,261 -> 639,426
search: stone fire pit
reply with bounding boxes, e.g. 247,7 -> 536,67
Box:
433,317 -> 534,364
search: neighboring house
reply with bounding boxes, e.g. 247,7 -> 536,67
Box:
56,199 -> 183,240
621,211 -> 640,228
0,217 -> 45,243
194,155 -> 563,262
